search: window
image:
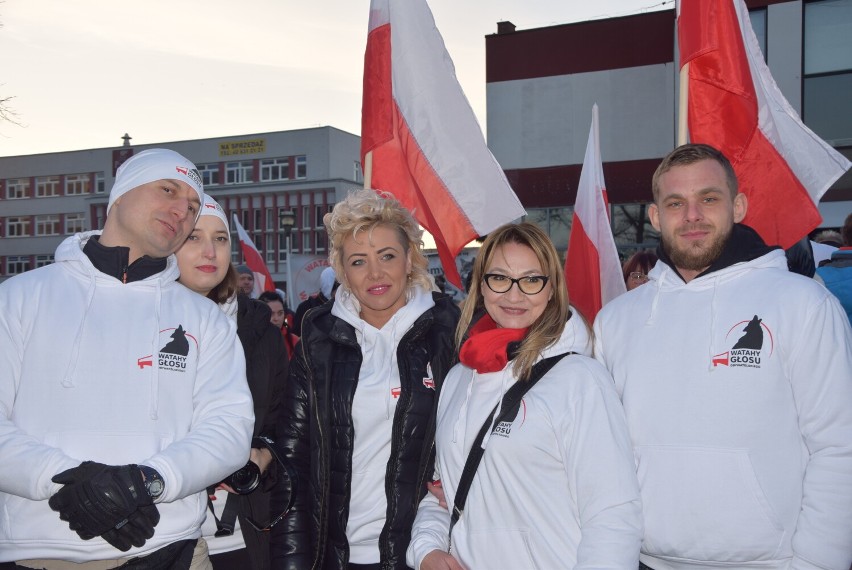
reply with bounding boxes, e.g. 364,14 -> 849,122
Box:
295,156 -> 307,179
748,9 -> 767,60
6,178 -> 29,199
260,158 -> 289,181
225,161 -> 253,185
35,254 -> 54,268
198,163 -> 220,187
6,256 -> 30,275
95,172 -> 105,194
35,214 -> 60,236
804,0 -> 852,145
6,217 -> 31,237
354,161 -> 363,182
315,205 -> 325,228
65,174 -> 90,196
35,176 -> 60,198
65,213 -> 87,234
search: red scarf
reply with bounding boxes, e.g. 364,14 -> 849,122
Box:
459,313 -> 528,374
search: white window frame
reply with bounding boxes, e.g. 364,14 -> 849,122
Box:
65,213 -> 87,234
6,217 -> 31,237
260,157 -> 289,182
5,178 -> 29,199
35,176 -> 60,198
35,254 -> 54,268
225,161 -> 253,185
95,172 -> 105,194
65,174 -> 90,196
35,214 -> 60,236
198,163 -> 220,187
295,156 -> 307,179
6,256 -> 31,275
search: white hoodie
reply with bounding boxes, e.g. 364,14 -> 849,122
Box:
331,285 -> 435,564
407,313 -> 643,569
594,250 -> 852,570
0,231 -> 255,563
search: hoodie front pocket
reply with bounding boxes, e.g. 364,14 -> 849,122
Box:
636,445 -> 786,563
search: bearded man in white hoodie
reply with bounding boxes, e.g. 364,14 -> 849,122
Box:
0,149 -> 254,569
594,143 -> 852,570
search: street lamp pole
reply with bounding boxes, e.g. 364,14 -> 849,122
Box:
279,209 -> 296,310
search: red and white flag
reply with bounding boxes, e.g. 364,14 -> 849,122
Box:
232,214 -> 275,297
565,105 -> 626,325
678,0 -> 851,248
361,0 -> 525,286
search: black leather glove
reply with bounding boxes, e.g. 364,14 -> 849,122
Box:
100,504 -> 159,551
49,461 -> 160,550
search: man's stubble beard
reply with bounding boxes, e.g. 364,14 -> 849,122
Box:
663,224 -> 732,272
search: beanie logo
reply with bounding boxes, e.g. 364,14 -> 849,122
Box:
175,165 -> 203,189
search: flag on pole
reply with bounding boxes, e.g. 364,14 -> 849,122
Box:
361,0 -> 526,286
678,0 -> 851,248
565,105 -> 626,325
232,214 -> 275,297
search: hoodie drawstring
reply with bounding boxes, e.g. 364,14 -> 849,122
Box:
62,276 -> 98,388
149,281 -> 162,420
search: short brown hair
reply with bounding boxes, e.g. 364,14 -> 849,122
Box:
652,143 -> 738,202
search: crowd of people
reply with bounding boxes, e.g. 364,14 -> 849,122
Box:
1,143 -> 851,570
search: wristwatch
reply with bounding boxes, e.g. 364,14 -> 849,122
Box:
139,465 -> 165,501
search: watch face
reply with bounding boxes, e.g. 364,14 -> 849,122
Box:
147,478 -> 164,498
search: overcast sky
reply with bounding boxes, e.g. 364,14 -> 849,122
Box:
0,0 -> 671,158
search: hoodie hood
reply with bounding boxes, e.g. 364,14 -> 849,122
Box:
332,284 -> 435,419
55,231 -> 180,418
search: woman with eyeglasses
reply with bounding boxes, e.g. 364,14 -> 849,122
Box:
175,195 -> 289,569
623,249 -> 658,291
407,222 -> 642,570
270,189 -> 459,570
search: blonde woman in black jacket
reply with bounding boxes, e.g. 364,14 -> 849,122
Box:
271,190 -> 459,570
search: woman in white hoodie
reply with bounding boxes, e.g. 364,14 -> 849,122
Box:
175,196 -> 288,570
407,222 -> 643,570
270,189 -> 459,570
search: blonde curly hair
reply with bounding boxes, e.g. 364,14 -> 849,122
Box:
325,189 -> 433,293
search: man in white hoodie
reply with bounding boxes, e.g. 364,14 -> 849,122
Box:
0,149 -> 254,568
594,144 -> 852,570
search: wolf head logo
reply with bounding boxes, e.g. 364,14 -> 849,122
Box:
732,315 -> 763,350
160,325 -> 190,356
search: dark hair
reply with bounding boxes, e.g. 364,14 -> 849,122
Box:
207,264 -> 239,305
622,250 -> 658,284
652,143 -> 738,202
258,291 -> 285,305
843,213 -> 852,247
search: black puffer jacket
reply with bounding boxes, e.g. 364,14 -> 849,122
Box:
270,292 -> 459,570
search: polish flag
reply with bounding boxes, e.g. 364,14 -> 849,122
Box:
565,105 -> 626,325
361,0 -> 525,286
232,214 -> 275,297
678,0 -> 851,248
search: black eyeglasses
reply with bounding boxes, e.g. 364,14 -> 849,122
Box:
483,273 -> 550,295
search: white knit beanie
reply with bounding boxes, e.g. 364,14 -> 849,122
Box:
199,195 -> 230,239
107,148 -> 204,216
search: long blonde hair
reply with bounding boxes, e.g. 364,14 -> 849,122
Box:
325,188 -> 432,293
457,222 -> 570,381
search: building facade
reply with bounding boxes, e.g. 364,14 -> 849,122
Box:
0,126 -> 363,287
485,0 -> 852,253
